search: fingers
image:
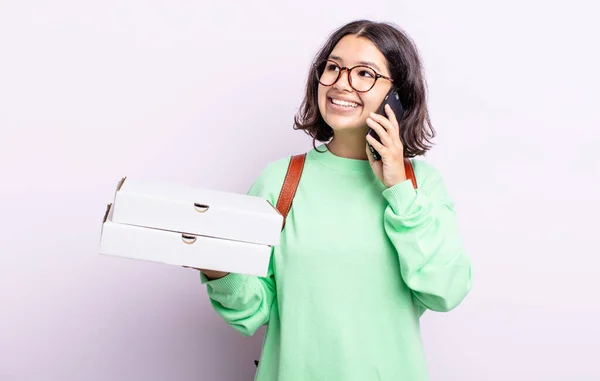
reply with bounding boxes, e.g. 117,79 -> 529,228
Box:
368,106 -> 404,149
383,104 -> 400,133
369,106 -> 401,146
366,143 -> 375,165
366,116 -> 393,147
366,133 -> 387,157
370,106 -> 398,133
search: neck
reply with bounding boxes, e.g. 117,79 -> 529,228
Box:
326,129 -> 369,160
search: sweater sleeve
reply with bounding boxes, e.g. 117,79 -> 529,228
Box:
200,254 -> 276,336
200,159 -> 287,336
382,160 -> 473,313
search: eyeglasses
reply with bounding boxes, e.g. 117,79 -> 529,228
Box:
314,59 -> 394,92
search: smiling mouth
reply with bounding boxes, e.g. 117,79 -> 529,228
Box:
329,97 -> 361,108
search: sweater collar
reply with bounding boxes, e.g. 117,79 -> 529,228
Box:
307,144 -> 373,175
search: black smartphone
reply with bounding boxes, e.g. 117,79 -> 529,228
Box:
366,88 -> 404,161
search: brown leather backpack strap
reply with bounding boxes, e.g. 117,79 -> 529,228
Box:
404,158 -> 418,189
276,153 -> 306,229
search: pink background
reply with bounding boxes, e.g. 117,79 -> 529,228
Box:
1,1 -> 599,380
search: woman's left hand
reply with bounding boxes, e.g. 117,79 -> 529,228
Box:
365,104 -> 407,188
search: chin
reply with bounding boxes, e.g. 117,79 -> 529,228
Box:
324,116 -> 366,133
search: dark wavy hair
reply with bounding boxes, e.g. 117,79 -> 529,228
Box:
293,20 -> 435,157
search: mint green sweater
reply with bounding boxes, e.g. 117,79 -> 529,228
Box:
201,145 -> 472,381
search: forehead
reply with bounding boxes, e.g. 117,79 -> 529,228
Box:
328,35 -> 388,73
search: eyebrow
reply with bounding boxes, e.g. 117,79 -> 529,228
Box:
328,55 -> 383,72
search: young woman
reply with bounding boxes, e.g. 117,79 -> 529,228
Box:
198,19 -> 473,381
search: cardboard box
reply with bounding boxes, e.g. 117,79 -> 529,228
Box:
98,177 -> 281,277
111,177 -> 283,246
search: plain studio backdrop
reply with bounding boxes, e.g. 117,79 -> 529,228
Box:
1,1 -> 599,380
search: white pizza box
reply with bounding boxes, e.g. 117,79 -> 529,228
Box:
110,177 -> 283,246
99,203 -> 272,277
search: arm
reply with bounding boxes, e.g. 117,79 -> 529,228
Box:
200,159 -> 288,336
382,160 -> 473,313
201,255 -> 276,336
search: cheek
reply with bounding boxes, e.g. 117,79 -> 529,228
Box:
361,82 -> 393,114
362,98 -> 379,119
317,87 -> 328,114
361,89 -> 390,115
360,96 -> 382,115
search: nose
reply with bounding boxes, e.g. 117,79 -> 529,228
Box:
333,69 -> 353,92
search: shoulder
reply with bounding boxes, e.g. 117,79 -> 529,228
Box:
409,157 -> 442,181
246,155 -> 294,205
409,157 -> 449,190
408,157 -> 454,204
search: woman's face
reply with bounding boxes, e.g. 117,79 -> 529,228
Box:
317,35 -> 393,134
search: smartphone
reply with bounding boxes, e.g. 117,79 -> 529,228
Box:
366,88 -> 404,161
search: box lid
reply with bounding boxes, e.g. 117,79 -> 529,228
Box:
110,177 -> 283,246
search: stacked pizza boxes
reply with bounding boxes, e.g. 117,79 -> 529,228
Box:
99,177 -> 282,277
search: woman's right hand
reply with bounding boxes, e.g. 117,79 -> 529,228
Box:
184,266 -> 229,280
183,266 -> 229,280
200,269 -> 229,280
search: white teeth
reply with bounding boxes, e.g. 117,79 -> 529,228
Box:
331,98 -> 359,108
